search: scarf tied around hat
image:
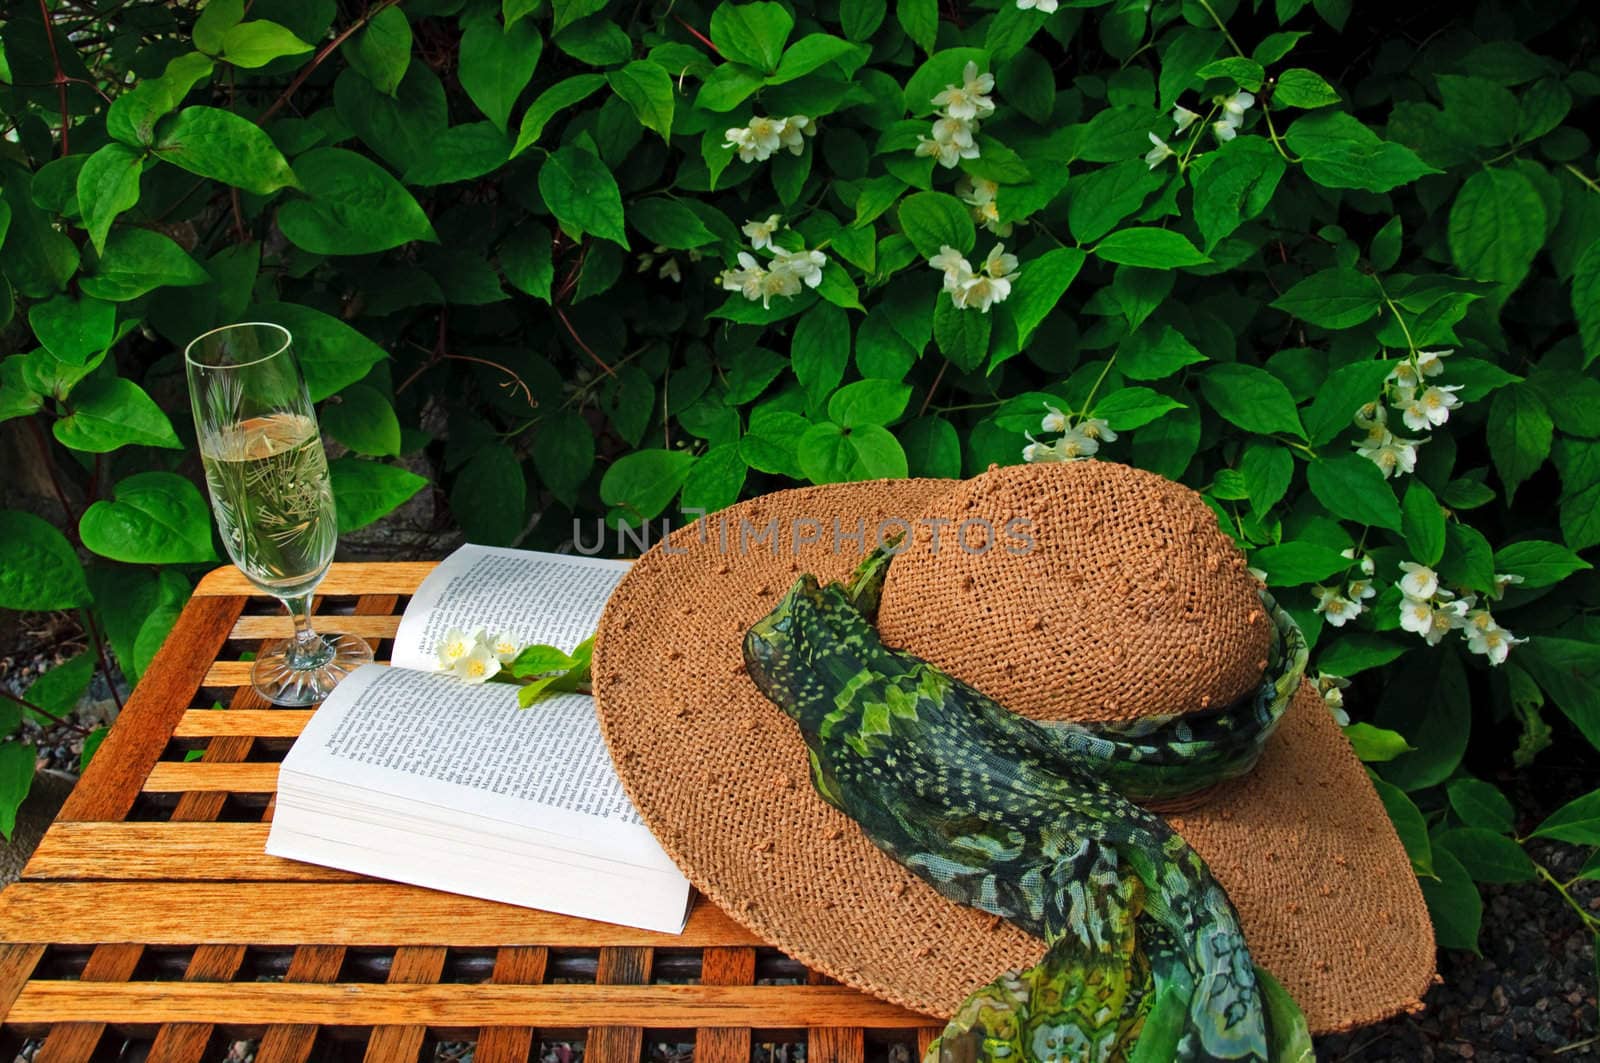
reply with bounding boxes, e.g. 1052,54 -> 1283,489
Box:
742,546 -> 1315,1063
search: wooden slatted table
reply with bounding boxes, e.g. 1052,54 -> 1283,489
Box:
0,563 -> 940,1063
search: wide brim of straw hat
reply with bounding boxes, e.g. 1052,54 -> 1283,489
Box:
592,478 -> 1436,1035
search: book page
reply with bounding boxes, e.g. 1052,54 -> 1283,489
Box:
277,663 -> 682,876
391,544 -> 629,671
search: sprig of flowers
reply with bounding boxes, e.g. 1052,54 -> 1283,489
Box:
1145,94 -> 1252,171
717,217 -> 829,308
916,62 -> 994,169
723,115 -> 815,164
1352,349 -> 1460,479
957,176 -> 1010,236
928,242 -> 1019,313
435,628 -> 595,704
1023,402 -> 1115,464
1394,561 -> 1526,664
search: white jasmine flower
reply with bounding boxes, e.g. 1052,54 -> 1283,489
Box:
770,248 -> 826,289
932,62 -> 996,121
436,627 -> 479,671
720,251 -> 768,302
658,258 -> 682,282
957,176 -> 999,206
454,642 -> 502,684
981,242 -> 1019,280
1076,417 -> 1116,442
1356,429 -> 1422,478
1354,400 -> 1387,430
951,272 -> 1011,312
778,115 -> 815,154
1398,562 -> 1439,600
1464,615 -> 1525,665
1339,547 -> 1377,577
1315,673 -> 1352,725
1247,566 -> 1269,583
724,116 -> 791,163
1022,432 -> 1054,463
1053,428 -> 1100,460
489,632 -> 521,664
1401,384 -> 1465,431
1145,132 -> 1176,169
723,126 -> 759,162
1388,359 -> 1421,390
916,116 -> 982,168
928,245 -> 975,291
757,267 -> 803,307
1415,348 -> 1453,378
741,214 -> 781,251
1220,90 -> 1255,124
1347,578 -> 1376,601
746,116 -> 784,156
1172,105 -> 1201,134
1213,119 -> 1239,143
1492,572 -> 1524,599
1016,0 -> 1059,11
1398,595 -> 1435,638
1041,403 -> 1068,434
1313,585 -> 1363,627
1399,593 -> 1462,647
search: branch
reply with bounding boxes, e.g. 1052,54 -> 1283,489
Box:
79,608 -> 123,714
36,0 -> 71,155
258,0 -> 402,124
555,307 -> 617,377
0,687 -> 92,737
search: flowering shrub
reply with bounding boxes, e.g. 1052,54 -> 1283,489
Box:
1,0 -> 1598,950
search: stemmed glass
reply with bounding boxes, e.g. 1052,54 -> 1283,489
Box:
184,322 -> 373,705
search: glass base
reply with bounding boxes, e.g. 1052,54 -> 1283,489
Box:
251,633 -> 374,706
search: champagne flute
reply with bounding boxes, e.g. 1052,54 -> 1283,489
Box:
184,322 -> 373,705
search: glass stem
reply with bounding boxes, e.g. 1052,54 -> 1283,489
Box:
281,593 -> 331,668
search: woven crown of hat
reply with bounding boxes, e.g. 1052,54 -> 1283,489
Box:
876,461 -> 1274,725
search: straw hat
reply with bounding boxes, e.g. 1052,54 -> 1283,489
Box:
592,461 -> 1435,1034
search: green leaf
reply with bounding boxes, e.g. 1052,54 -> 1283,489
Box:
402,122 -> 512,186
278,147 -> 437,255
512,74 -> 606,156
792,304 -> 850,407
334,63 -> 448,170
1448,168 -> 1546,293
322,384 -> 401,457
53,377 -> 182,453
904,49 -> 990,116
1257,966 -> 1314,1063
1377,648 -> 1470,791
898,416 -> 961,478
1371,775 -> 1433,876
1198,363 -> 1305,437
897,191 -> 975,258
1067,160 -> 1164,245
1493,539 -> 1591,589
600,449 -> 696,524
552,0 -> 609,33
1517,638 -> 1600,754
221,20 -> 314,67
1093,228 -> 1208,268
539,144 -> 628,248
0,510 -> 90,611
1436,74 -> 1519,148
1341,723 -> 1414,763
329,458 -> 428,533
798,421 -> 907,483
451,443 -> 526,547
1,171 -> 79,297
1271,267 -> 1380,329
1448,779 -> 1516,834
1093,387 -> 1183,430
1006,247 -> 1085,349
897,0 -> 937,53
0,742 -> 34,842
770,34 -> 861,84
695,63 -> 765,113
1400,480 -> 1445,566
1284,110 -> 1438,193
344,6 -> 411,95
501,222 -> 554,301
1486,384 -> 1553,503
1573,242 -> 1600,369
1438,522 -> 1494,595
1272,68 -> 1340,109
629,198 -> 716,251
680,442 -> 747,515
1190,137 -> 1286,251
828,379 -> 911,428
1196,56 -> 1264,91
607,60 -> 675,140
1306,454 -> 1403,531
933,297 -> 991,372
1240,442 -> 1293,515
1117,325 -> 1206,382
841,0 -> 886,40
76,142 -> 144,255
245,302 -> 383,403
1317,634 -> 1407,676
79,471 -> 218,564
80,228 -> 208,302
1436,829 -> 1535,885
1531,788 -> 1600,845
1420,848 -> 1482,952
106,53 -> 215,147
194,0 -> 244,54
154,105 -> 298,194
711,1 -> 794,72
25,652 -> 94,722
1555,439 -> 1600,551
532,408 -> 595,507
28,293 -> 114,365
1248,541 -> 1351,585
460,15 -> 542,133
1302,359 -> 1395,446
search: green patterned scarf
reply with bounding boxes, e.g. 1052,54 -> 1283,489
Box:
743,547 -> 1314,1063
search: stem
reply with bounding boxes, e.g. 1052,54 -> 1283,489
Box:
258,0 -> 401,124
1074,353 -> 1119,419
27,416 -> 79,533
1261,104 -> 1300,164
279,593 -> 330,670
919,359 -> 950,417
37,0 -> 71,155
1175,105 -> 1220,173
0,687 -> 92,737
1372,275 -> 1418,356
1194,0 -> 1246,58
1564,163 -> 1600,195
672,13 -> 719,56
555,307 -> 617,377
1531,858 -> 1600,932
79,608 -> 124,713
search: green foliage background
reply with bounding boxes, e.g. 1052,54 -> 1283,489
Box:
1,0 -> 1598,960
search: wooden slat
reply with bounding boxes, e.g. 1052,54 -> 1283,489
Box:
25,823 -> 358,882
0,943 -> 44,1019
256,945 -> 346,1063
204,660 -> 397,686
229,614 -> 401,640
9,981 -> 931,1028
917,1027 -> 941,1060
173,709 -> 314,738
587,947 -> 653,1063
144,944 -> 247,1063
169,735 -> 255,820
196,562 -> 439,597
475,947 -> 549,1063
0,883 -> 770,949
33,943 -> 142,1063
144,761 -> 278,792
59,595 -> 245,822
698,947 -> 756,1063
363,947 -> 448,1063
808,971 -> 864,1063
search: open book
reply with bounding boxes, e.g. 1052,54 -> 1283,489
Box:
266,544 -> 692,934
